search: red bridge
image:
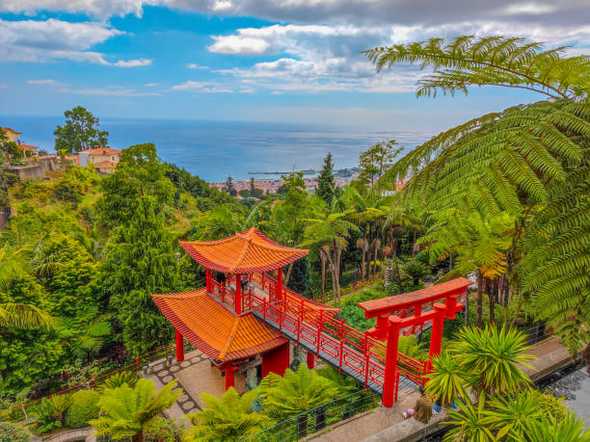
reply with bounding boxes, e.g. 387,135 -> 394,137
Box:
153,228 -> 469,408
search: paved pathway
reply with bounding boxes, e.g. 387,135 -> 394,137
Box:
523,336 -> 575,381
148,349 -> 207,414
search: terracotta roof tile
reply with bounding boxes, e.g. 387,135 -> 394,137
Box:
83,147 -> 121,156
180,227 -> 308,273
152,288 -> 286,361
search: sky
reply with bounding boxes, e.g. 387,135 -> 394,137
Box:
1,1 -> 589,130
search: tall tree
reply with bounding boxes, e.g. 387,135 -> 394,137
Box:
358,140 -> 400,188
317,152 -> 336,205
54,106 -> 109,155
224,176 -> 237,197
101,196 -> 183,356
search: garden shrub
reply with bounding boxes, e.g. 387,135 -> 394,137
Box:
0,421 -> 31,442
65,390 -> 100,428
31,394 -> 72,434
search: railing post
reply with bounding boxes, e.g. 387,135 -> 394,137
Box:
338,320 -> 345,369
316,310 -> 324,354
235,273 -> 242,315
363,333 -> 370,387
297,299 -> 304,343
382,316 -> 402,408
276,266 -> 283,301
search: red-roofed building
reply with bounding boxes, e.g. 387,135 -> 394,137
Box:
79,147 -> 121,174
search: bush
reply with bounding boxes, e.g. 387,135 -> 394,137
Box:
0,421 -> 31,442
65,390 -> 100,428
31,394 -> 72,434
99,370 -> 139,390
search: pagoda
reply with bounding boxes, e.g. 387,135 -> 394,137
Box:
152,227 -> 311,390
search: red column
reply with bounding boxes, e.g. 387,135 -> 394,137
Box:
428,304 -> 447,368
382,316 -> 402,408
262,342 -> 290,377
175,329 -> 184,362
276,267 -> 283,301
205,269 -> 211,292
235,273 -> 242,314
306,351 -> 316,369
224,365 -> 235,390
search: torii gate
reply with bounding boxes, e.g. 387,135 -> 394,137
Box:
358,278 -> 470,407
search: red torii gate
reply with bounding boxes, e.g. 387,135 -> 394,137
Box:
359,278 -> 470,407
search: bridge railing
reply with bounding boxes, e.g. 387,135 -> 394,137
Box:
244,275 -> 428,393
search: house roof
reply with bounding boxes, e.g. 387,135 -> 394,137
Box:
1,127 -> 21,136
152,289 -> 287,362
18,143 -> 38,152
83,147 -> 121,156
180,227 -> 308,274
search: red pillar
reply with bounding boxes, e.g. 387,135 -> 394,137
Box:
235,273 -> 242,315
276,267 -> 283,301
306,351 -> 316,369
427,304 -> 447,370
205,269 -> 211,292
224,365 -> 235,390
382,316 -> 402,408
175,329 -> 184,362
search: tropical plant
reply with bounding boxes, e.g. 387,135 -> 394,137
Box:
184,388 -> 272,442
531,413 -> 590,442
450,326 -> 532,397
31,394 -> 72,434
317,152 -> 337,205
259,366 -> 340,419
444,394 -> 495,442
302,205 -> 359,300
365,34 -> 590,350
482,391 -> 542,441
90,378 -> 180,442
99,371 -> 139,390
0,303 -> 54,330
424,352 -> 470,406
64,389 -> 100,428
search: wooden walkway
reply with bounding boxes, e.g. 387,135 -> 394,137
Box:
523,336 -> 575,381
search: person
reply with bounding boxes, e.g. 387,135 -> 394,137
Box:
414,386 -> 433,424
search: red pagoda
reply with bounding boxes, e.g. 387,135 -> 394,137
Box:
152,227 -> 317,390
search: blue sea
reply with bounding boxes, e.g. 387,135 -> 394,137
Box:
0,115 -> 434,182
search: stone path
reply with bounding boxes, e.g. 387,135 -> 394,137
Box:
148,349 -> 207,414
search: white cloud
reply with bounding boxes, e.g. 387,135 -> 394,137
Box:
27,79 -> 62,85
186,63 -> 208,70
171,80 -> 235,93
209,35 -> 270,55
113,58 -> 152,67
500,2 -> 557,16
144,82 -> 159,87
0,18 -> 153,67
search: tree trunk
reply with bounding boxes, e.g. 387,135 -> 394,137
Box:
285,262 -> 294,285
488,279 -> 497,324
132,430 -> 144,442
320,251 -> 327,297
476,271 -> 484,328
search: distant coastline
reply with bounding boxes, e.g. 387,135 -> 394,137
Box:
0,115 -> 433,182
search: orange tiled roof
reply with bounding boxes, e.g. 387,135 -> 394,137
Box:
84,147 -> 121,156
180,227 -> 308,273
152,289 -> 286,362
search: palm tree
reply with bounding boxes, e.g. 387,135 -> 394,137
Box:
450,326 -> 532,397
424,352 -> 470,407
90,378 -> 180,442
302,206 -> 358,301
184,388 -> 271,442
418,207 -> 514,326
532,414 -> 590,442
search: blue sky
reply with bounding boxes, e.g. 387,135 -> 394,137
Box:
1,1 -> 588,129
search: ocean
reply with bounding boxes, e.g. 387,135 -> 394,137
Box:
0,115 -> 434,182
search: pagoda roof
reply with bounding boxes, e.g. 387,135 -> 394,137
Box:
152,289 -> 287,362
180,227 -> 308,274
